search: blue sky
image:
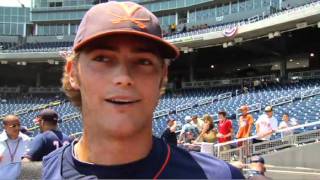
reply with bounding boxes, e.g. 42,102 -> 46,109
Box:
0,0 -> 31,7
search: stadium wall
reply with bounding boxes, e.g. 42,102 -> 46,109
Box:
262,142 -> 320,169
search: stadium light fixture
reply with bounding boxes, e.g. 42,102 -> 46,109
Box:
236,68 -> 241,71
17,62 -> 21,65
273,31 -> 281,37
310,53 -> 314,57
222,42 -> 228,48
296,62 -> 300,65
289,59 -> 293,62
248,64 -> 251,67
21,61 -> 27,66
210,65 -> 215,69
227,42 -> 234,47
48,59 -> 55,64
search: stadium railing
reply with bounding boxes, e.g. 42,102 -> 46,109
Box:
188,120 -> 320,163
288,69 -> 320,80
181,75 -> 276,89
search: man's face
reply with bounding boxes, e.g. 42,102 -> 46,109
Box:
266,111 -> 273,118
168,120 -> 174,127
69,35 -> 168,138
282,114 -> 289,122
192,116 -> 197,123
241,109 -> 248,115
218,114 -> 225,120
4,117 -> 20,139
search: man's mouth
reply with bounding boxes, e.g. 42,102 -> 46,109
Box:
105,98 -> 141,105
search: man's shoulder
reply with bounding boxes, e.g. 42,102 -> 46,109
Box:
189,151 -> 243,179
42,144 -> 70,179
43,143 -> 68,162
20,133 -> 31,141
170,146 -> 244,179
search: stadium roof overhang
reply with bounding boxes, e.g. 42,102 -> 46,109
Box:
0,2 -> 320,62
166,2 -> 320,50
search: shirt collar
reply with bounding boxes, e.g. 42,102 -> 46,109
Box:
0,131 -> 23,141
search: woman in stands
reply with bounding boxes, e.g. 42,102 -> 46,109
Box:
195,114 -> 217,143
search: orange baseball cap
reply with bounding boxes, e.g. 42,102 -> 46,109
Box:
73,1 -> 180,59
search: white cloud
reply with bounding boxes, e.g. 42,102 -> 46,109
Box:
0,0 -> 31,7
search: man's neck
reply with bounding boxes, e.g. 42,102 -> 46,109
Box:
6,132 -> 19,140
74,128 -> 153,166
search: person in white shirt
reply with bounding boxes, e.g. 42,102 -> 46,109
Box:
253,106 -> 278,143
178,116 -> 199,144
278,113 -> 298,138
190,115 -> 204,133
0,115 -> 31,178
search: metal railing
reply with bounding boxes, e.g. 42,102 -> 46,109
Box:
269,95 -> 294,106
189,120 -> 320,163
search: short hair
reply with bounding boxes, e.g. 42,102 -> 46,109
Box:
218,111 -> 227,117
3,115 -> 20,125
166,118 -> 175,124
61,53 -> 82,108
283,112 -> 289,116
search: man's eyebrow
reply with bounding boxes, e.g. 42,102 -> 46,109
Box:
132,46 -> 161,57
85,45 -> 119,53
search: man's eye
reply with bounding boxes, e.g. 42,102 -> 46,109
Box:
92,56 -> 110,62
138,59 -> 153,65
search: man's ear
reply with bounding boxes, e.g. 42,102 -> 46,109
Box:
160,64 -> 168,96
67,60 -> 80,90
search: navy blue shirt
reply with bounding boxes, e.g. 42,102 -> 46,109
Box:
25,129 -> 72,161
43,137 -> 244,179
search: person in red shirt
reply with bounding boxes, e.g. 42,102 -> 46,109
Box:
217,111 -> 233,151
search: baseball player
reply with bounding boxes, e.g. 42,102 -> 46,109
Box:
42,1 -> 244,179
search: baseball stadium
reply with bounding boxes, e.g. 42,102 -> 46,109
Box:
0,0 -> 319,179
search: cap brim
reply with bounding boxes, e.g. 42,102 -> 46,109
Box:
73,30 -> 180,59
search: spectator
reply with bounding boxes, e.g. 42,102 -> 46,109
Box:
217,111 -> 233,150
246,156 -> 272,180
278,113 -> 298,138
236,105 -> 254,139
42,2 -> 244,179
178,116 -> 199,144
190,114 -> 204,132
161,118 -> 177,146
170,23 -> 176,33
0,115 -> 31,178
23,109 -> 72,161
253,106 -> 278,144
195,114 -> 217,143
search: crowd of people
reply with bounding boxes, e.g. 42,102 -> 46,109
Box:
161,105 -> 299,148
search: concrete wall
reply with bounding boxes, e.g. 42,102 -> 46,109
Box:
262,142 -> 320,169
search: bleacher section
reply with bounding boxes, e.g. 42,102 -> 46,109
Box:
0,79 -> 319,139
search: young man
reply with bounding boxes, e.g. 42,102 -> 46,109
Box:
42,1 -> 244,179
190,114 -> 204,132
23,109 -> 71,161
0,115 -> 31,178
253,106 -> 278,144
246,156 -> 272,180
217,111 -> 233,150
278,113 -> 298,138
161,118 -> 177,146
236,105 -> 254,139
